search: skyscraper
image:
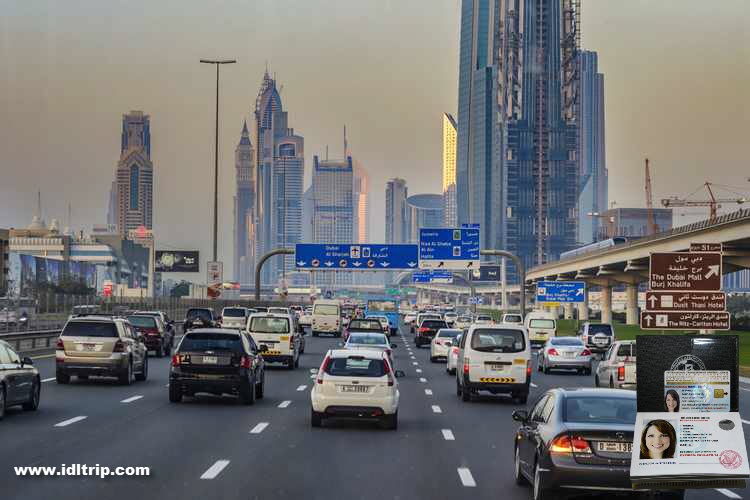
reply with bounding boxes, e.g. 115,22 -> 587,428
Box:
252,71 -> 305,285
577,50 -> 607,244
442,113 -> 458,227
233,121 -> 256,283
353,163 -> 370,244
406,194 -> 445,243
385,178 -> 408,244
115,111 -> 153,237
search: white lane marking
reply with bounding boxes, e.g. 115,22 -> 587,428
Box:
412,361 -> 418,365
250,422 -> 269,434
419,377 -> 427,383
457,468 -> 476,487
54,416 -> 87,427
310,374 -> 316,379
741,419 -> 750,425
442,429 -> 455,441
716,489 -> 743,499
278,400 -> 292,408
530,383 -> 538,388
425,389 -> 433,395
431,405 -> 442,414
121,395 -> 143,403
309,368 -> 318,374
42,377 -> 56,383
31,354 -> 56,360
416,369 -> 423,373
200,460 -> 230,480
740,388 -> 750,393
297,385 -> 308,391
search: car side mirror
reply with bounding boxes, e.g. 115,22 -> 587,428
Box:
395,370 -> 405,378
512,410 -> 529,422
21,356 -> 33,366
390,343 -> 398,349
258,345 -> 268,353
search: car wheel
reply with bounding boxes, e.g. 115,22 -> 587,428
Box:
461,379 -> 471,402
429,356 -> 436,363
168,383 -> 182,403
22,378 -> 40,411
312,331 -> 318,337
78,374 -> 89,380
155,342 -> 163,358
239,379 -> 255,405
514,446 -> 527,485
456,377 -> 462,397
136,356 -> 148,381
311,409 -> 323,428
119,360 -> 133,385
585,367 -> 592,376
537,361 -> 543,372
287,357 -> 295,370
255,371 -> 265,399
294,355 -> 300,368
595,374 -> 600,387
56,371 -> 70,384
532,460 -> 549,500
299,343 -> 305,354
0,384 -> 5,420
380,411 -> 398,430
516,391 -> 529,404
610,377 -> 615,389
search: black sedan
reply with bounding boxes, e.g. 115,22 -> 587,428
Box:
414,319 -> 448,347
512,388 -> 683,499
169,329 -> 265,405
0,340 -> 40,419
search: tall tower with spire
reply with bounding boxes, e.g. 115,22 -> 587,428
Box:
234,121 -> 256,283
114,111 -> 153,237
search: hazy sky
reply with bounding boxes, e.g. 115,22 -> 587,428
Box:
1,0 -> 748,280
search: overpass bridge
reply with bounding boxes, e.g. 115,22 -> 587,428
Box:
524,208 -> 750,324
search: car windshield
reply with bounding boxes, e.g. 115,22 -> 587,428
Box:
504,315 -> 522,322
268,308 -> 289,314
589,324 -> 613,335
347,334 -> 388,346
249,317 -> 290,334
223,308 -> 247,317
529,319 -> 555,329
564,396 -> 637,424
550,337 -> 583,346
326,357 -> 386,377
186,309 -> 212,322
471,328 -> 525,353
437,329 -> 461,338
314,304 -> 339,315
617,343 -> 636,357
62,321 -> 118,338
128,316 -> 157,328
180,332 -> 242,352
422,320 -> 448,329
349,320 -> 382,330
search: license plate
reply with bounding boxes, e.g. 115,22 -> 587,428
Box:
596,441 -> 632,453
77,343 -> 97,352
341,385 -> 368,393
487,363 -> 507,372
594,337 -> 608,344
563,351 -> 575,358
202,356 -> 218,364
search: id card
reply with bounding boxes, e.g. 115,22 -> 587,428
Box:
664,370 -> 730,412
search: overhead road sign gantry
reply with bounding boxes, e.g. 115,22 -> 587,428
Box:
294,244 -> 418,271
640,311 -> 730,330
412,270 -> 454,284
645,291 -> 726,312
649,252 -> 722,291
418,227 -> 480,270
536,281 -> 586,303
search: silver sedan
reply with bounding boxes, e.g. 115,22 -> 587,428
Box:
538,337 -> 592,375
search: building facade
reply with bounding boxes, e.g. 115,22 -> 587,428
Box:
406,194 -> 445,244
385,178 -> 409,244
115,111 -> 153,237
596,208 -> 673,240
0,229 -> 8,295
233,121 -> 256,283
353,162 -> 370,244
442,113 -> 458,227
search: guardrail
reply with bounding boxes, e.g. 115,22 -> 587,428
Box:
0,329 -> 61,355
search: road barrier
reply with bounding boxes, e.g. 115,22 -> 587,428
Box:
0,329 -> 61,355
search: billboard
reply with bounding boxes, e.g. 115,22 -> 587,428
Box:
155,251 -> 200,273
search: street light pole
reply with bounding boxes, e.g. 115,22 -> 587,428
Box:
200,59 -> 236,263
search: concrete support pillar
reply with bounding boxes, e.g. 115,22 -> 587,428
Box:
578,288 -> 589,321
600,284 -> 612,324
626,284 -> 639,325
563,303 -> 574,319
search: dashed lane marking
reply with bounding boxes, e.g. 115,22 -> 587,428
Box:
416,369 -> 423,373
715,489 -> 743,499
121,395 -> 143,403
431,405 -> 442,414
419,377 -> 427,383
741,419 -> 750,425
412,361 -> 418,365
425,389 -> 433,395
41,377 -> 55,383
31,354 -> 55,360
54,416 -> 87,427
278,400 -> 292,408
200,460 -> 230,480
441,429 -> 455,440
250,422 -> 269,434
297,385 -> 308,391
531,383 -> 538,388
457,468 -> 476,487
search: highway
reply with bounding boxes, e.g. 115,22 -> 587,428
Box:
1,324 -> 746,500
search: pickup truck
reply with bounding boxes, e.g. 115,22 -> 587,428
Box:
595,340 -> 636,390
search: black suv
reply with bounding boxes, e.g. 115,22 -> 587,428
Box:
169,329 -> 266,405
415,319 -> 449,347
183,308 -> 218,331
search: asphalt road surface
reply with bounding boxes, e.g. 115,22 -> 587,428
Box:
1,324 -> 747,500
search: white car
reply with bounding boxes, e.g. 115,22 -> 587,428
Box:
538,336 -> 592,375
445,333 -> 462,375
403,312 -> 417,325
474,314 -> 494,325
454,315 -> 473,330
344,331 -> 398,369
220,306 -> 250,329
429,328 -> 462,362
311,349 -> 402,430
298,308 -> 313,328
443,312 -> 458,326
501,313 -> 523,325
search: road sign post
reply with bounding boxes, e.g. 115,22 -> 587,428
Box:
418,227 -> 480,270
536,281 -> 586,303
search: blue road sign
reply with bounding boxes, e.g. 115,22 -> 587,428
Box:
412,270 -> 453,284
536,281 -> 586,303
295,244 -> 419,271
418,227 -> 480,270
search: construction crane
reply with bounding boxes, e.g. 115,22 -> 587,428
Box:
661,182 -> 747,220
644,158 -> 658,235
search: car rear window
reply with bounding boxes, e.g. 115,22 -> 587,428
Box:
326,357 -> 386,377
348,334 -> 388,346
349,320 -> 382,330
617,343 -> 636,357
470,328 -> 525,353
128,316 -> 157,328
588,324 -> 613,335
422,320 -> 448,329
437,329 -> 461,338
529,319 -> 555,329
314,304 -> 339,315
504,315 -> 523,322
186,309 -> 212,322
564,396 -> 637,424
180,332 -> 242,352
223,308 -> 247,317
458,316 -> 472,322
62,321 -> 118,338
249,317 -> 290,334
268,308 -> 289,314
550,337 -> 583,346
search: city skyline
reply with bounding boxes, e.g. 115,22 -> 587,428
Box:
1,1 -> 748,278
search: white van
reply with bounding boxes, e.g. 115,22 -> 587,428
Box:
455,324 -> 531,404
311,299 -> 342,337
246,313 -> 301,369
524,311 -> 557,347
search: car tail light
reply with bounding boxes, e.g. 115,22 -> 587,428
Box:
547,348 -> 559,356
451,347 -> 459,354
618,365 -> 625,381
581,348 -> 592,356
418,327 -> 429,333
463,357 -> 470,375
526,360 -> 532,378
240,355 -> 252,369
113,340 -> 126,353
385,348 -> 392,357
550,435 -> 592,455
317,356 -> 331,384
171,354 -> 181,367
383,358 -> 394,387
289,337 -> 294,350
56,338 -> 64,350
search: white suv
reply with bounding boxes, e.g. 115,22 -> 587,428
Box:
311,349 -> 402,430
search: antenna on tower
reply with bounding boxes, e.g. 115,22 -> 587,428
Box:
325,145 -> 329,161
344,125 -> 348,158
37,190 -> 42,220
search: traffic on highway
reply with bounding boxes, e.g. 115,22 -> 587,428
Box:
1,299 -> 745,499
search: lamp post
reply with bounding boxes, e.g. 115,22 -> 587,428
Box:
199,59 -> 236,263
